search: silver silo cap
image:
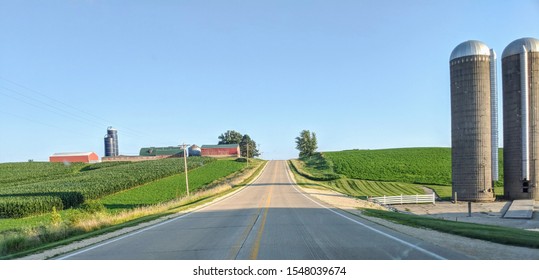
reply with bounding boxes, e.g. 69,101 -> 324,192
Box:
502,37 -> 539,58
450,40 -> 491,61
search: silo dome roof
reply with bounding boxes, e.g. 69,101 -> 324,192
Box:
450,40 -> 491,61
502,37 -> 539,58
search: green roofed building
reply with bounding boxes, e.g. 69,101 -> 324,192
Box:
139,146 -> 185,157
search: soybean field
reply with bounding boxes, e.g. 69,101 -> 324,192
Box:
101,159 -> 245,209
323,148 -> 453,185
291,148 -> 504,200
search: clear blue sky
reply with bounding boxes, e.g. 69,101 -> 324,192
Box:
1,0 -> 538,162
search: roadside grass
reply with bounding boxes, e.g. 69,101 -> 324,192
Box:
362,209 -> 539,249
289,158 -> 427,199
289,154 -> 341,181
424,185 -> 452,201
327,179 -> 425,199
0,159 -> 267,259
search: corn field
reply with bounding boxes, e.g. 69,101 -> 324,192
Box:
0,157 -> 214,218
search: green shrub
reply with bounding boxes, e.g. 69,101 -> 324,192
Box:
79,200 -> 106,214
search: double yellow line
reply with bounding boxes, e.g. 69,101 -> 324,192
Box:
249,186 -> 273,260
227,161 -> 276,260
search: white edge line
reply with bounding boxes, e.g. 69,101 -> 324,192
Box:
56,161 -> 269,260
284,161 -> 447,260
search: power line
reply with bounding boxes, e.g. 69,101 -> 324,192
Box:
0,75 -> 151,139
0,108 -> 95,138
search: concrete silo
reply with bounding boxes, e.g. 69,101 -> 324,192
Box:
502,37 -> 539,200
450,40 -> 497,201
104,127 -> 119,157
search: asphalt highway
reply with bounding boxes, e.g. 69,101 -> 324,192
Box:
56,160 -> 469,260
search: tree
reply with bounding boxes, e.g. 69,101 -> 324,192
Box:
218,130 -> 243,145
217,130 -> 260,158
240,134 -> 260,158
295,130 -> 318,158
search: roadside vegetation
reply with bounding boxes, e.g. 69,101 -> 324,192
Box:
362,209 -> 539,249
290,151 -> 434,199
291,148 -> 504,200
0,158 -> 266,259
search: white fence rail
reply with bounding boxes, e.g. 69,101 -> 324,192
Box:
368,193 -> 435,205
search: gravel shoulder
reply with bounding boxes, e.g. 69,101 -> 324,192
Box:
297,185 -> 539,260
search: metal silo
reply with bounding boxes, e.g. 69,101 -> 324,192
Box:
450,40 -> 497,201
104,127 -> 119,157
188,144 -> 202,156
502,37 -> 539,200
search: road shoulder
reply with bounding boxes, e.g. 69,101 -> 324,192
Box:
294,182 -> 539,260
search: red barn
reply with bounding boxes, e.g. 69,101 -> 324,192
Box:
49,152 -> 100,163
201,144 -> 240,158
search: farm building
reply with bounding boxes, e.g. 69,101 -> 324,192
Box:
139,146 -> 186,157
201,144 -> 240,157
49,152 -> 100,163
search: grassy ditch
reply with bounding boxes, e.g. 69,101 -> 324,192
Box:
362,209 -> 539,249
289,157 -> 426,199
0,159 -> 267,259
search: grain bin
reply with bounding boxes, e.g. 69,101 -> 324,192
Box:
189,144 -> 202,156
502,37 -> 539,200
450,40 -> 496,201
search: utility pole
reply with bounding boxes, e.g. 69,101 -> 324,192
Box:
183,143 -> 189,197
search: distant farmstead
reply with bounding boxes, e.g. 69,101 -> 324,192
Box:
201,144 -> 240,157
49,152 -> 100,163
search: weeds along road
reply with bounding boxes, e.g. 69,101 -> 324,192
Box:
55,160 -> 469,260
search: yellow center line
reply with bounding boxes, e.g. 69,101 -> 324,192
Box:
249,186 -> 274,260
226,185 -> 270,259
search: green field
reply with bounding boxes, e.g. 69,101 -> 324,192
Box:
0,162 -> 85,187
289,156 -> 423,199
327,179 -> 425,199
0,157 -> 215,218
101,159 -> 245,209
291,148 -> 504,200
324,148 -> 452,185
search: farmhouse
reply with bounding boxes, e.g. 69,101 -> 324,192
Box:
49,152 -> 100,163
201,144 -> 240,158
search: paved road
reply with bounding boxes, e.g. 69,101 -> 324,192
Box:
57,160 -> 469,260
